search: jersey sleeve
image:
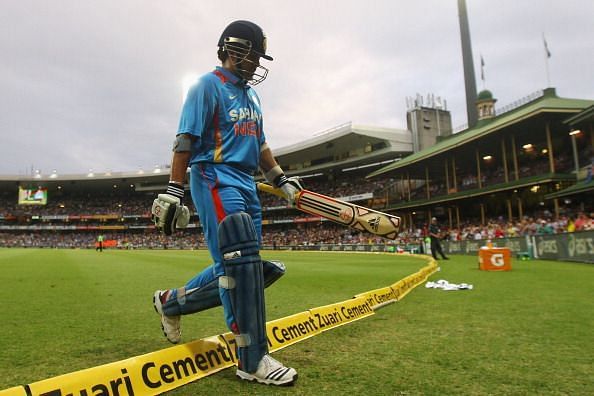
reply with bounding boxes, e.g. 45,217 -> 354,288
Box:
177,76 -> 216,139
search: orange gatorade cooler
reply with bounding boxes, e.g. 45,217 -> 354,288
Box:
478,247 -> 512,271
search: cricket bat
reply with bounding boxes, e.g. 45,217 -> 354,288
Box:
257,183 -> 401,240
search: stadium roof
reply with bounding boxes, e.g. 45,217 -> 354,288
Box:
273,122 -> 411,156
272,122 -> 412,175
0,169 -> 172,193
545,179 -> 594,200
562,104 -> 594,126
367,88 -> 594,178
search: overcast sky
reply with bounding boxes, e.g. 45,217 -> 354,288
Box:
1,0 -> 593,176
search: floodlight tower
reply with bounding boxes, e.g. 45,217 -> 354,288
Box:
458,0 -> 478,129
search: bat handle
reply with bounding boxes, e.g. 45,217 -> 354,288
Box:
256,182 -> 287,199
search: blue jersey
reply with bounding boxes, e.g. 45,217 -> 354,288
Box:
178,66 -> 266,173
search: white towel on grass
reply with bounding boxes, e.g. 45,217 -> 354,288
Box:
425,279 -> 473,291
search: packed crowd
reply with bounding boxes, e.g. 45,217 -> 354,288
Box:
261,211 -> 594,247
443,212 -> 593,241
0,230 -> 205,249
0,195 -> 155,217
1,212 -> 592,249
1,166 -> 592,249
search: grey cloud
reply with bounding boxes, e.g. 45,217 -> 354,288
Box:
1,0 -> 593,174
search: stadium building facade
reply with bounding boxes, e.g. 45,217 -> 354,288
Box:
368,88 -> 594,229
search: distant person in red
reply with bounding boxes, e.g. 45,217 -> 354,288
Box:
574,213 -> 587,231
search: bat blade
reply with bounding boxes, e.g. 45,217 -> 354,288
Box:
257,183 -> 401,239
297,190 -> 401,239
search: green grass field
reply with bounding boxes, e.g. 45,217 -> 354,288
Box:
0,249 -> 593,395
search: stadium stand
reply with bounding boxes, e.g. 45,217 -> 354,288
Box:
1,93 -> 593,253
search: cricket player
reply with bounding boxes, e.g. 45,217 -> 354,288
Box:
150,20 -> 301,386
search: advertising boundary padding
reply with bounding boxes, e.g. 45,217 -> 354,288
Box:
443,231 -> 594,264
10,256 -> 438,396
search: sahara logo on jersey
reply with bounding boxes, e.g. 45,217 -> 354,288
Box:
228,107 -> 262,122
229,107 -> 262,138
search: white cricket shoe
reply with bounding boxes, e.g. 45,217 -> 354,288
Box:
153,290 -> 181,344
236,354 -> 298,386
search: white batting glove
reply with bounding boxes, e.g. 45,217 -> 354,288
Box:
151,183 -> 190,235
276,175 -> 303,207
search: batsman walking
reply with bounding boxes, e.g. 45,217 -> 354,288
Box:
150,20 -> 301,386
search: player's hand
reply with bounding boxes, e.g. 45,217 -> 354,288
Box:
151,183 -> 190,235
276,175 -> 303,207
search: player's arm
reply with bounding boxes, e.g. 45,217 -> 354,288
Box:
259,143 -> 302,206
169,151 -> 191,186
151,134 -> 194,235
